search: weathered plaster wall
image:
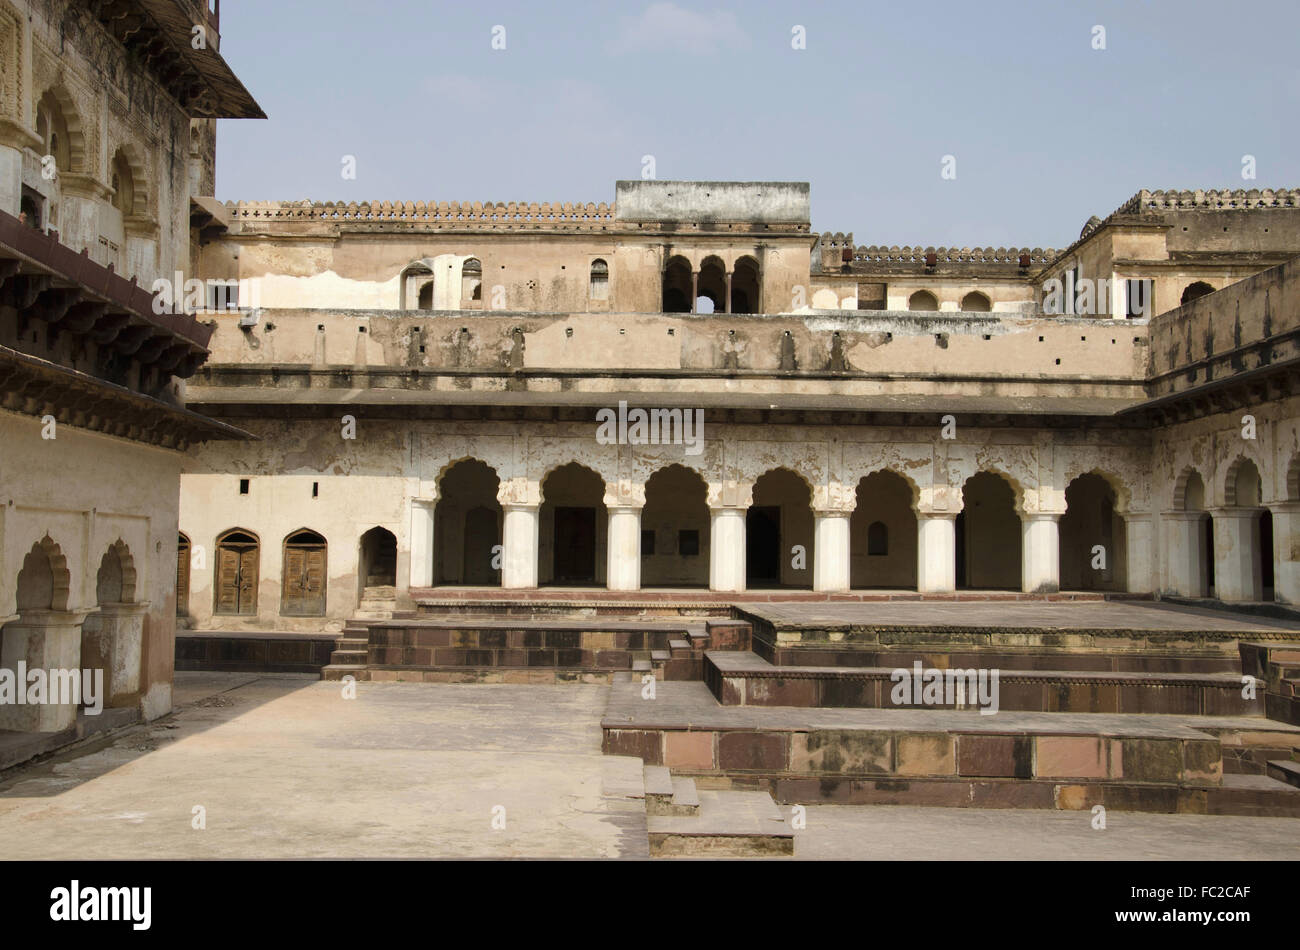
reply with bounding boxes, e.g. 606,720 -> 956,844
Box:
0,408 -> 181,718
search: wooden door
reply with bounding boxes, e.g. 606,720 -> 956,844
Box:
176,536 -> 190,616
282,545 -> 326,615
216,543 -> 258,615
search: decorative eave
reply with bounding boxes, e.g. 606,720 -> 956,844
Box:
92,0 -> 266,119
190,195 -> 231,244
0,344 -> 252,450
0,209 -> 212,378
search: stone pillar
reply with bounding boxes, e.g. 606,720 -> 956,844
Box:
690,271 -> 699,314
501,503 -> 539,589
606,506 -> 642,592
1269,502 -> 1300,605
1163,511 -> 1206,596
724,272 -> 733,314
409,498 -> 436,589
812,509 -> 851,592
1122,512 -> 1154,593
1213,507 -> 1262,602
81,602 -> 149,706
0,609 -> 95,732
916,513 -> 957,593
1021,513 -> 1061,593
709,507 -> 746,593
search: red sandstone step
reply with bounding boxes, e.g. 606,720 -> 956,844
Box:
704,651 -> 1264,716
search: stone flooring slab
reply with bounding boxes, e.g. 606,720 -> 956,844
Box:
794,804 -> 1300,860
0,673 -> 646,859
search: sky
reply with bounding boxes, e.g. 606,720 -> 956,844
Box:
212,0 -> 1300,250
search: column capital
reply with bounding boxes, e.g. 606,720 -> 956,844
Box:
1022,511 -> 1063,522
501,501 -> 540,513
1208,506 -> 1262,519
1267,501 -> 1300,514
1120,509 -> 1153,523
812,506 -> 854,519
1162,509 -> 1207,521
916,509 -> 958,521
606,504 -> 644,515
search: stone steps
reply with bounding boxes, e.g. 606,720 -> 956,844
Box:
705,650 -> 1263,716
646,788 -> 794,857
600,678 -> 1300,817
1266,757 -> 1300,789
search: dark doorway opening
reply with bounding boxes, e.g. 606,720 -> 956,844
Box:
954,512 -> 967,588
553,507 -> 597,584
746,506 -> 781,585
1260,509 -> 1275,601
1204,516 -> 1215,597
359,526 -> 397,592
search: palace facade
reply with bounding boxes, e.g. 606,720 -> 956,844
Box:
176,181 -> 1300,632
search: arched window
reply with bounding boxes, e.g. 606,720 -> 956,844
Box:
417,282 -> 433,310
462,258 -> 482,304
399,263 -> 433,310
1181,281 -> 1214,305
282,529 -> 327,616
215,529 -> 259,615
867,521 -> 888,556
960,291 -> 991,312
589,259 -> 609,300
908,290 -> 939,312
110,150 -> 135,216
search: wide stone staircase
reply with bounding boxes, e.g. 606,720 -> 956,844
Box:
601,604 -> 1300,819
320,596 -> 738,683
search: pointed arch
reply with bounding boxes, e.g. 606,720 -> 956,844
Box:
36,85 -> 86,174
96,538 -> 137,604
15,535 -> 71,612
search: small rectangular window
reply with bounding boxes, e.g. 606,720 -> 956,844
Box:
239,478 -> 249,495
312,482 -> 319,498
678,529 -> 700,557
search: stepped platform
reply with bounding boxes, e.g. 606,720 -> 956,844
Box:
601,677 -> 1300,816
705,651 -> 1262,716
320,614 -> 731,682
408,586 -> 1130,605
743,601 -> 1300,672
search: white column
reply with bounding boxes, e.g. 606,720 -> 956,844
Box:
1163,511 -> 1206,596
606,506 -> 642,592
1021,513 -> 1061,593
709,507 -> 746,593
916,513 -> 956,593
813,509 -> 851,592
502,503 -> 539,589
1270,502 -> 1300,605
409,498 -> 436,589
1213,507 -> 1262,602
1122,512 -> 1154,593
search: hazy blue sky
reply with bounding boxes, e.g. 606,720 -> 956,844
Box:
214,0 -> 1300,250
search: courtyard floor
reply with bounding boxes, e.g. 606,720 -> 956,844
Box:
0,672 -> 1294,860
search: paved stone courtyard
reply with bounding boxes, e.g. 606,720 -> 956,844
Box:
0,672 -> 1294,860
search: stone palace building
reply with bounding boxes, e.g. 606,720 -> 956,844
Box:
0,0 -> 260,747
173,180 -> 1300,633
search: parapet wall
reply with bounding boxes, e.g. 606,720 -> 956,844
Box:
1147,257 -> 1300,399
